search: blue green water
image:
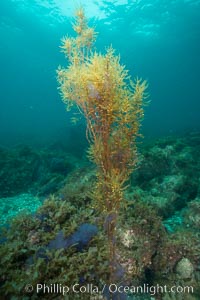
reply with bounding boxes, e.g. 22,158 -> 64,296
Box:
0,0 -> 200,148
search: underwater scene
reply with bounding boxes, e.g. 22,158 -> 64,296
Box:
0,0 -> 200,299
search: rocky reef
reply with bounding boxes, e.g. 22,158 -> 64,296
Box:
0,131 -> 199,299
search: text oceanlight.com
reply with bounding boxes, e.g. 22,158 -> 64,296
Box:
26,283 -> 194,296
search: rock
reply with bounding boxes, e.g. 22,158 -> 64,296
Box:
49,157 -> 71,175
175,258 -> 194,279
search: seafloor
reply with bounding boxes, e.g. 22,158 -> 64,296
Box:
0,131 -> 199,300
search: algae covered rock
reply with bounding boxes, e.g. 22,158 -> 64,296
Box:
0,145 -> 77,198
183,197 -> 200,231
59,165 -> 96,206
175,258 -> 194,279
